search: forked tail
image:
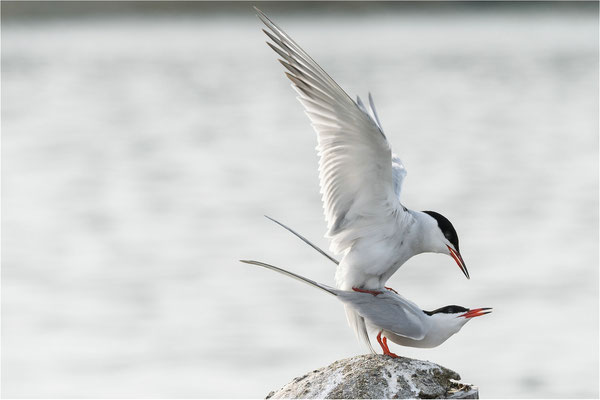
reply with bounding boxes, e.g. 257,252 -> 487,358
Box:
264,215 -> 339,265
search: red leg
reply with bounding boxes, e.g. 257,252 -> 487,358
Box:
384,286 -> 398,294
352,287 -> 383,296
376,330 -> 399,358
376,330 -> 385,351
381,336 -> 399,358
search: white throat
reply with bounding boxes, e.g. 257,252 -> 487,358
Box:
409,210 -> 449,255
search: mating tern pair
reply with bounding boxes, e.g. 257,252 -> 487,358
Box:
245,8 -> 490,354
242,259 -> 490,355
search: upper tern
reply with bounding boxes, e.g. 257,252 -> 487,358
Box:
241,259 -> 490,356
256,8 -> 469,351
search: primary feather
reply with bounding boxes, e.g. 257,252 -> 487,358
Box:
255,8 -> 410,260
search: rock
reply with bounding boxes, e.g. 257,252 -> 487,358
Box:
266,354 -> 479,399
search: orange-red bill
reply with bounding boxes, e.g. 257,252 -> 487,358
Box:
460,308 -> 493,319
448,245 -> 469,279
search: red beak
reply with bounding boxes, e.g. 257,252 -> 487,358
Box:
460,308 -> 493,319
447,245 -> 469,279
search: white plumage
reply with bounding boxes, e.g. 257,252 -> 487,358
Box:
256,8 -> 469,352
241,260 -> 490,353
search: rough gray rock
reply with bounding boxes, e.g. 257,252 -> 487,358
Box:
266,354 -> 479,399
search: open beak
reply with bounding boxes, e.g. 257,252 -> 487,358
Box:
447,245 -> 469,279
460,308 -> 493,319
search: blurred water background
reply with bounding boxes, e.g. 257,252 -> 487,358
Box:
2,2 -> 598,398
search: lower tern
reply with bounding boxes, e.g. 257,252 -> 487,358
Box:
256,8 -> 469,351
241,259 -> 491,356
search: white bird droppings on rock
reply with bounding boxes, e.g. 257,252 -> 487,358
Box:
266,354 -> 479,399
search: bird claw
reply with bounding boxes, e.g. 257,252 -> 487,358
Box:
384,350 -> 399,358
377,331 -> 400,358
382,337 -> 399,358
384,286 -> 398,294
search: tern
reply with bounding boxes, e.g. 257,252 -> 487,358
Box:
241,259 -> 491,356
256,8 -> 469,351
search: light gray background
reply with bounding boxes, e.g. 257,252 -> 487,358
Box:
2,2 -> 598,398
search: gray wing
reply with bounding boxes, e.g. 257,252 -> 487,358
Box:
241,259 -> 375,353
336,291 -> 427,340
240,259 -> 423,343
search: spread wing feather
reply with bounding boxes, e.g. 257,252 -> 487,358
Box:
256,8 -> 408,255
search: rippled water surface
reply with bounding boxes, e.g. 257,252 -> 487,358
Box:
2,6 -> 598,398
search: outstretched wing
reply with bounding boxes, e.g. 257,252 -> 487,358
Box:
256,8 -> 408,255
